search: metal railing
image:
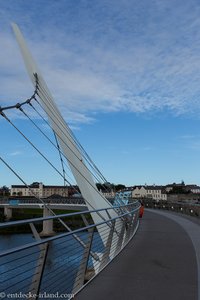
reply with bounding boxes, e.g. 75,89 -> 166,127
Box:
0,197 -> 86,205
0,202 -> 140,299
142,199 -> 200,217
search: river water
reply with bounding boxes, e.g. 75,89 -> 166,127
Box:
0,232 -> 101,299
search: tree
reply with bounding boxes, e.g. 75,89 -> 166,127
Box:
168,186 -> 189,194
0,186 -> 10,196
96,183 -> 107,192
115,184 -> 126,192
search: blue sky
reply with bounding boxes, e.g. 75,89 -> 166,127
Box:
1,0 -> 200,187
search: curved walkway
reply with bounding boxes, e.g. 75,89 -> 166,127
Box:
76,210 -> 200,300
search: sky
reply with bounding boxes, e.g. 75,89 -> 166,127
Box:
1,0 -> 200,187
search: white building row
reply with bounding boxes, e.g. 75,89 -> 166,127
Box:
11,182 -> 68,198
132,186 -> 167,201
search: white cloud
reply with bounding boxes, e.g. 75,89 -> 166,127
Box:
186,141 -> 200,150
1,0 -> 200,124
9,151 -> 23,156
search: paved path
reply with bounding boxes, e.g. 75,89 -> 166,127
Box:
76,210 -> 200,300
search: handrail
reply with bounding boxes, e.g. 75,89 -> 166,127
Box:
0,201 -> 140,228
0,202 -> 141,298
0,204 -> 139,257
142,199 -> 200,217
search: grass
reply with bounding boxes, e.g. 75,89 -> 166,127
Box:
0,208 -> 93,234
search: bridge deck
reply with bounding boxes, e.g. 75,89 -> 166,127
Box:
76,210 -> 200,300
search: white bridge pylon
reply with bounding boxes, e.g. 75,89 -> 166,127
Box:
11,23 -> 121,247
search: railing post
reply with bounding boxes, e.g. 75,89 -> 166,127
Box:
124,211 -> 136,244
114,221 -> 126,256
28,223 -> 49,300
28,243 -> 49,299
81,213 -> 90,227
128,207 -> 140,239
100,220 -> 116,270
72,227 -> 95,293
130,211 -> 139,237
0,202 -> 141,297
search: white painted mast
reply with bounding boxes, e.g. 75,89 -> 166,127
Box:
11,23 -> 118,227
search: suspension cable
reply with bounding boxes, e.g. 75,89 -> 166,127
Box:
0,156 -> 111,260
0,74 -> 110,190
18,106 -> 75,187
23,102 -> 105,188
33,89 -> 112,194
0,111 -> 69,183
0,111 -> 114,221
0,75 -> 115,208
34,75 -> 108,184
53,131 -> 67,187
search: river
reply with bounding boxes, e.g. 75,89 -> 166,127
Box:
0,232 -> 101,299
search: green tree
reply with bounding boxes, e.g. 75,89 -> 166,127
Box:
115,184 -> 126,192
0,186 -> 10,196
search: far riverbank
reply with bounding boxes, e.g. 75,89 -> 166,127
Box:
0,208 -> 91,234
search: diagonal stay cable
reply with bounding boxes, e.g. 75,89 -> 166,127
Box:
0,108 -> 115,226
0,77 -> 38,112
0,88 -> 82,195
25,101 -> 111,196
33,89 -> 112,197
0,78 -> 117,216
26,95 -> 114,207
22,103 -> 102,190
30,94 -> 122,224
24,103 -> 86,193
0,110 -> 69,184
34,73 -> 109,188
34,78 -> 108,185
0,155 -> 99,261
17,106 -> 75,188
53,131 -> 68,188
34,93 -> 108,186
13,106 -> 114,222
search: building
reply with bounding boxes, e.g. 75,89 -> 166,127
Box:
102,190 -> 115,198
189,186 -> 200,194
146,186 -> 167,201
11,182 -> 68,198
132,185 -> 167,201
132,186 -> 147,198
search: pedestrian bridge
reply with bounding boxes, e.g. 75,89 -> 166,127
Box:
0,202 -> 140,299
0,205 -> 200,300
0,25 -> 200,300
77,209 -> 200,300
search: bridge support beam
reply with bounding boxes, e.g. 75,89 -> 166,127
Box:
4,207 -> 12,220
40,207 -> 55,237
